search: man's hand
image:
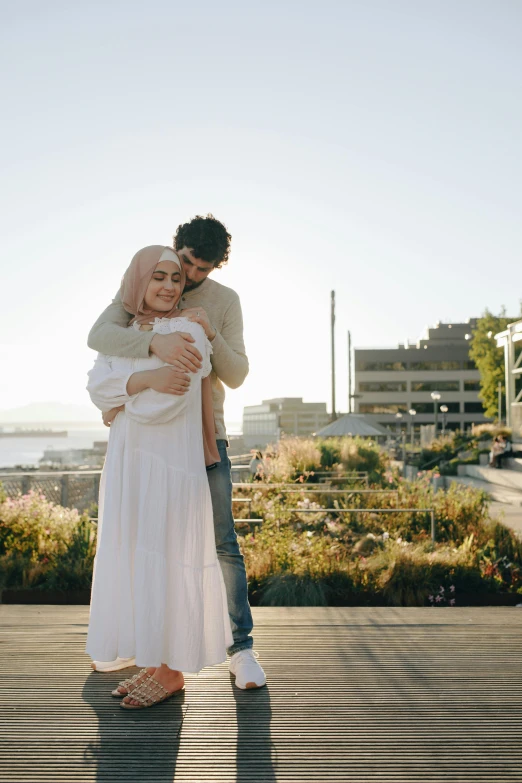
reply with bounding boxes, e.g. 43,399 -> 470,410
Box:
102,405 -> 124,427
150,332 -> 203,372
182,307 -> 216,341
148,366 -> 191,395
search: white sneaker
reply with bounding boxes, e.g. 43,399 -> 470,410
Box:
229,650 -> 266,689
91,656 -> 136,672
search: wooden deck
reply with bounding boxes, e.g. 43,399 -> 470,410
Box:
1,605 -> 522,782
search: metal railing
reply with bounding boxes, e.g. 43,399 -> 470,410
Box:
0,470 -> 100,513
293,507 -> 436,542
313,471 -> 370,487
231,469 -> 370,485
232,483 -> 397,496
230,484 -> 436,541
228,453 -> 252,465
1,470 -> 436,541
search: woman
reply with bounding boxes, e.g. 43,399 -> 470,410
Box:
249,451 -> 264,481
86,245 -> 232,709
490,436 -> 505,468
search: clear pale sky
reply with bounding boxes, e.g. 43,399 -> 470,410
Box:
1,0 -> 521,425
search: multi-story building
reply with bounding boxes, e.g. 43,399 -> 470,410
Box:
243,397 -> 330,449
354,320 -> 490,433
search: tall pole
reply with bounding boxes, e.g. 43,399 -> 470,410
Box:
409,409 -> 416,450
505,329 -> 515,428
431,392 -> 441,439
331,291 -> 337,421
498,380 -> 502,425
347,330 -> 352,414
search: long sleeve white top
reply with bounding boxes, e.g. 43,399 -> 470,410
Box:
86,318 -> 212,423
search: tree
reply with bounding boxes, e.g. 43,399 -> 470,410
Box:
469,309 -> 517,419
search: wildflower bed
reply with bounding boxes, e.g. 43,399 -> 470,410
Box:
236,436 -> 522,606
0,435 -> 521,606
236,476 -> 522,607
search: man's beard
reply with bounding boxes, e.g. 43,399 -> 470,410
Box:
183,278 -> 206,292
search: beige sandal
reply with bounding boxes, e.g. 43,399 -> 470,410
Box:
111,668 -> 152,698
120,676 -> 184,710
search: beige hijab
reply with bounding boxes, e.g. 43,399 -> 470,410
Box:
121,245 -> 220,467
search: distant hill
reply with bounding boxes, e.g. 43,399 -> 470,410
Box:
0,402 -> 99,423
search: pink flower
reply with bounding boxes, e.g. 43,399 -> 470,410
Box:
439,586 -> 445,593
435,595 -> 442,603
428,595 -> 434,602
449,599 -> 456,606
449,585 -> 455,592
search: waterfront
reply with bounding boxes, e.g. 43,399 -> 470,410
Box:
0,420 -> 243,469
0,423 -> 108,468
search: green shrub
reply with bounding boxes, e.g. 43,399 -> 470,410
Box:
260,436 -> 389,484
472,423 -> 512,440
239,476 -> 522,606
260,572 -> 328,606
0,491 -> 95,590
363,541 -> 485,606
261,437 -> 322,481
338,437 -> 389,483
318,440 -> 341,470
440,458 -> 459,476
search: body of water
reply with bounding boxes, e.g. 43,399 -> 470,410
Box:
0,420 -> 243,468
0,423 -> 108,469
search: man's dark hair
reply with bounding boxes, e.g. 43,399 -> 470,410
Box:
174,214 -> 231,268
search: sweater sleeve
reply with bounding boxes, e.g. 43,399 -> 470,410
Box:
209,294 -> 249,389
86,354 -> 137,412
87,292 -> 154,359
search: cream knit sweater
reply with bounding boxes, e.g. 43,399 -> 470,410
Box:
87,277 -> 249,440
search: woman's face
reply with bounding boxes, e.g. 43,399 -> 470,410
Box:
144,259 -> 182,311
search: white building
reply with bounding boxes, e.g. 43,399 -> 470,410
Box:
243,397 -> 330,449
354,321 -> 490,433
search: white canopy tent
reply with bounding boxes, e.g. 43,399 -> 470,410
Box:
315,414 -> 389,439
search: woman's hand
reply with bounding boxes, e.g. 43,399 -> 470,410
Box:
126,367 -> 190,396
182,307 -> 216,341
102,405 -> 124,427
148,366 -> 191,395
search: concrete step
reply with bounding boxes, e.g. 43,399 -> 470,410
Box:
505,457 -> 522,472
463,464 -> 522,491
447,475 -> 522,506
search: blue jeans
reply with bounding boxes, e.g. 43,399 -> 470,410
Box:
207,440 -> 254,655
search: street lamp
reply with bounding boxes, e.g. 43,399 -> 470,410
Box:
440,404 -> 448,436
431,391 -> 441,437
408,408 -> 417,449
395,411 -> 406,467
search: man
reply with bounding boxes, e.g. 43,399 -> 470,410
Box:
87,214 -> 265,690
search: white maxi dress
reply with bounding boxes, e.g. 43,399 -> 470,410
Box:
85,316 -> 233,673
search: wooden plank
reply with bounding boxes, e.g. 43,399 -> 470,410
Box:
0,606 -> 521,782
